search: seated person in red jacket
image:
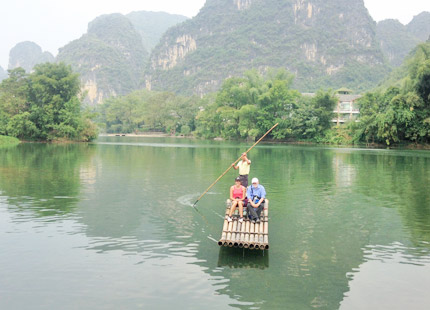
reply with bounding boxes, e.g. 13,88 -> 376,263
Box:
226,177 -> 246,223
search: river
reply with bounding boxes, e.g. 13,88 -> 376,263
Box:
1,137 -> 429,309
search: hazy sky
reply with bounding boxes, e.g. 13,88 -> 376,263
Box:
0,0 -> 429,69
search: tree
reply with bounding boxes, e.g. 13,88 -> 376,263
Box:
0,68 -> 29,134
196,68 -> 304,140
98,89 -> 203,134
0,63 -> 97,141
27,63 -> 81,140
414,59 -> 430,104
6,112 -> 39,139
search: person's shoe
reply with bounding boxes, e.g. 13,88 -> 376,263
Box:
226,216 -> 232,222
252,219 -> 256,224
239,217 -> 244,223
256,218 -> 260,223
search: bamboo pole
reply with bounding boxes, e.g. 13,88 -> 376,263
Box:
258,219 -> 264,248
264,200 -> 269,217
226,220 -> 233,246
263,200 -> 269,249
218,218 -> 228,246
249,222 -> 255,249
234,222 -> 241,247
244,220 -> 250,248
219,200 -> 231,245
230,220 -> 238,247
239,220 -> 246,248
193,123 -> 279,206
254,222 -> 260,249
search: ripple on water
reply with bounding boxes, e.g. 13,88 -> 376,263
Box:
341,242 -> 430,310
176,191 -> 220,207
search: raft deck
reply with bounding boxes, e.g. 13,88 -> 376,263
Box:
218,199 -> 269,250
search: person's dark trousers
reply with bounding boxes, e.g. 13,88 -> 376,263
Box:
239,174 -> 248,188
246,201 -> 265,220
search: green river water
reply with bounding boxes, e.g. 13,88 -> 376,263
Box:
1,136 -> 430,309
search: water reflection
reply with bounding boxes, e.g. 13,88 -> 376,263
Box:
0,143 -> 95,219
1,139 -> 430,309
217,247 -> 269,269
341,243 -> 430,310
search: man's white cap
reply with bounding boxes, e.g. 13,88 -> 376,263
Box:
251,177 -> 259,184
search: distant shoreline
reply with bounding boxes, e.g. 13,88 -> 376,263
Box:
5,133 -> 430,150
99,133 -> 189,138
96,133 -> 430,150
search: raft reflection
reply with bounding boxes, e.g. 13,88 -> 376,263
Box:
217,247 -> 269,269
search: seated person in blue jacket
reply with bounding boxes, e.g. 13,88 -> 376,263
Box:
246,177 -> 266,223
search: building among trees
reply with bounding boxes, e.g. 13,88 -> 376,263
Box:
303,89 -> 361,125
333,88 -> 361,125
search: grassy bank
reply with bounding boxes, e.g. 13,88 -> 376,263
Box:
0,135 -> 20,146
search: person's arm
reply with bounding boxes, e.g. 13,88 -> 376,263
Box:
246,186 -> 251,200
230,186 -> 235,201
241,186 -> 246,200
255,198 -> 262,207
260,185 -> 266,199
232,163 -> 239,170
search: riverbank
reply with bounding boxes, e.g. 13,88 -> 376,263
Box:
11,131 -> 430,150
0,135 -> 20,146
98,132 -> 430,150
99,132 -> 188,138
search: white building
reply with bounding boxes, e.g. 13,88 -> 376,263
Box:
302,89 -> 362,125
333,89 -> 361,125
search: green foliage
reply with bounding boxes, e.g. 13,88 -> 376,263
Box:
0,66 -> 7,81
8,41 -> 55,72
6,112 -> 39,139
319,124 -> 357,145
97,89 -> 202,134
0,63 -> 98,141
148,0 -> 390,95
354,42 -> 430,145
406,12 -> 430,41
414,59 -> 430,103
195,69 -> 336,141
96,41 -> 430,146
0,68 -> 28,118
0,135 -> 20,146
281,91 -> 337,141
376,19 -> 421,67
126,11 -> 188,52
57,14 -> 148,104
180,125 -> 191,135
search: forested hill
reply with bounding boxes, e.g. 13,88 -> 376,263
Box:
8,41 -> 54,72
57,14 -> 148,105
377,12 -> 430,66
56,11 -> 187,105
407,12 -> 430,41
126,11 -> 188,52
0,66 -> 6,81
146,0 -> 390,95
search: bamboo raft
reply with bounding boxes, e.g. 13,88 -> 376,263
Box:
218,199 -> 269,250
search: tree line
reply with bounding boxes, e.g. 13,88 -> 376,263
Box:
98,68 -> 338,142
0,63 -> 97,142
1,42 -> 429,146
350,43 -> 430,145
97,40 -> 430,146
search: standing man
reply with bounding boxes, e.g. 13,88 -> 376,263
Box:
246,178 -> 266,223
232,152 -> 251,188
